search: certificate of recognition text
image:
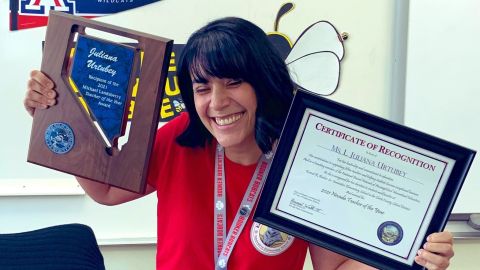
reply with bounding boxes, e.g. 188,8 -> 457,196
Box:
271,109 -> 455,264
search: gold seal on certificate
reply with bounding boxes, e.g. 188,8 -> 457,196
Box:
27,11 -> 173,193
254,90 -> 475,270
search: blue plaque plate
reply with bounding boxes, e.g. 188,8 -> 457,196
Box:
70,35 -> 135,145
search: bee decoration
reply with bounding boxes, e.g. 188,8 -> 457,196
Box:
173,99 -> 186,113
268,2 -> 346,96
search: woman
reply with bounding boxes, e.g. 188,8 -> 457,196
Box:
24,17 -> 454,270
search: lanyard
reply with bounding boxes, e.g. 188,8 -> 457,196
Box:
214,144 -> 272,269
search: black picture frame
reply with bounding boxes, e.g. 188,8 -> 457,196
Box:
254,90 -> 475,270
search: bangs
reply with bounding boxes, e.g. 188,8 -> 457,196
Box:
186,32 -> 250,82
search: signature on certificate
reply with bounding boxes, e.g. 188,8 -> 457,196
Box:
289,198 -> 324,215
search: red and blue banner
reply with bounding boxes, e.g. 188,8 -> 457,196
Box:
9,0 -> 162,31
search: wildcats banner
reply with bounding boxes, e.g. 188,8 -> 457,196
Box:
9,0 -> 162,31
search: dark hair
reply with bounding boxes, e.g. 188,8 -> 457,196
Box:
176,17 -> 294,153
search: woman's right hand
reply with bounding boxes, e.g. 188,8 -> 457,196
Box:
24,70 -> 57,116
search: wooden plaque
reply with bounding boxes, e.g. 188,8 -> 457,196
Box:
27,11 -> 173,193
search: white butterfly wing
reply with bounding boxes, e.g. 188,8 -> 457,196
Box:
288,51 -> 340,96
286,21 -> 344,64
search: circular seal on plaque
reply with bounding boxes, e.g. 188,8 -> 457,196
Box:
250,222 -> 294,256
44,122 -> 75,154
377,221 -> 403,246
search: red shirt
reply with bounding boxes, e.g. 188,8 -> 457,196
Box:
147,113 -> 308,270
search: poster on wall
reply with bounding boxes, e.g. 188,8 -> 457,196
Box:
9,0 -> 162,31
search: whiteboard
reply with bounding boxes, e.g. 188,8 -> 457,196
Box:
0,0 -> 405,239
405,0 -> 480,213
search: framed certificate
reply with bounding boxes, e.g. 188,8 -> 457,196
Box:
254,90 -> 475,270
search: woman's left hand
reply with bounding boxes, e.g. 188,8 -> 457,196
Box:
415,231 -> 454,270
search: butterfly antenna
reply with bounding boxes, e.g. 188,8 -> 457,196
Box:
274,2 -> 295,31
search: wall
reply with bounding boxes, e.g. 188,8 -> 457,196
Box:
404,0 -> 480,215
100,245 -> 156,270
402,0 -> 480,268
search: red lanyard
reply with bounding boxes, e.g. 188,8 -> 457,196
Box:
214,144 -> 272,269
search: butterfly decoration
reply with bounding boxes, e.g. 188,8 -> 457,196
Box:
268,2 -> 346,96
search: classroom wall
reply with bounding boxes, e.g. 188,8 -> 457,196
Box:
100,245 -> 156,270
405,0 -> 480,214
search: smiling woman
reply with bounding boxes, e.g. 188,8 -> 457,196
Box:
192,77 -> 258,164
22,15 -> 455,270
176,17 -> 294,157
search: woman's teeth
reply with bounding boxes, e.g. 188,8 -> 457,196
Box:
215,113 -> 243,126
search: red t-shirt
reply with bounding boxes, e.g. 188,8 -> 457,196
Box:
147,113 -> 308,270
